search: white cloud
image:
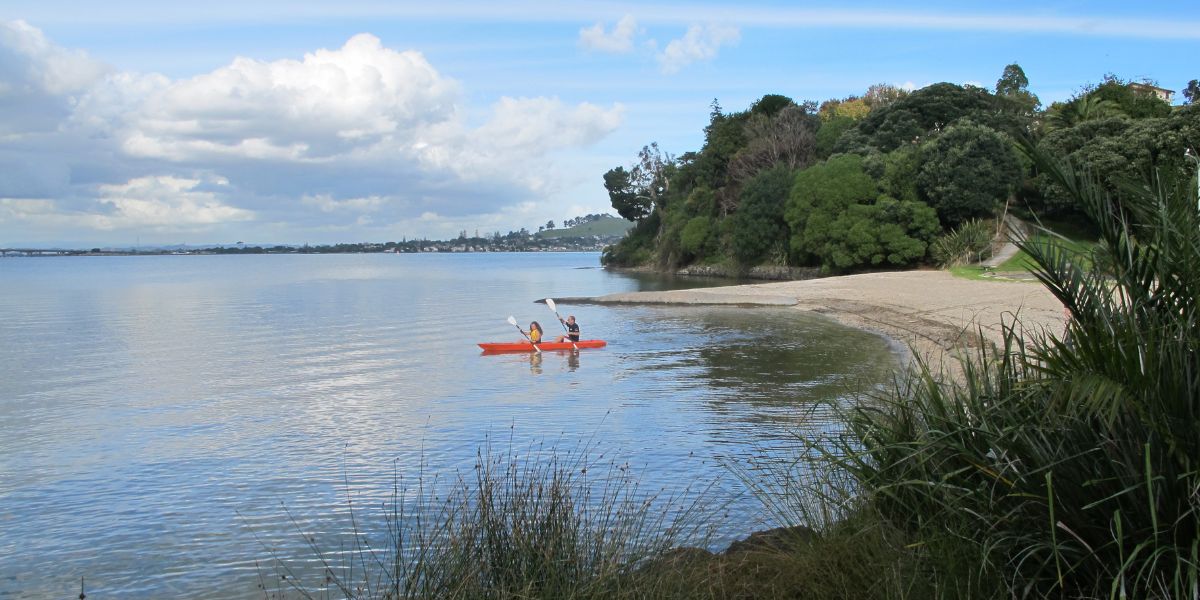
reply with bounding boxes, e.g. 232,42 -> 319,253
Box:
95,175 -> 254,229
476,97 -> 623,154
0,20 -> 109,95
301,194 -> 387,213
579,15 -> 639,53
121,33 -> 462,161
0,23 -> 624,243
657,23 -> 740,74
0,19 -> 111,136
0,175 -> 253,232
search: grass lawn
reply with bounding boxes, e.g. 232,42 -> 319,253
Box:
996,235 -> 1094,272
951,216 -> 1098,280
949,266 -> 1004,281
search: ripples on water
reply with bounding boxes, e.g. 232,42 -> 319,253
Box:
0,253 -> 899,598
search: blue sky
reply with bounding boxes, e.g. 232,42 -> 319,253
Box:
1,1 -> 1197,247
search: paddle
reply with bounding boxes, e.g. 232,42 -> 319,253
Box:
507,315 -> 541,354
544,298 -> 579,351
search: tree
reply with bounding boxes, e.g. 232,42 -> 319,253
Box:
785,154 -> 879,263
1084,75 -> 1171,119
1184,79 -> 1199,105
679,216 -> 715,258
730,165 -> 794,264
838,83 -> 998,153
603,166 -> 649,221
819,96 -> 870,121
785,154 -> 937,271
994,63 -> 1040,117
604,143 -> 675,222
1044,94 -> 1124,131
995,63 -> 1029,96
749,94 -> 794,117
545,220 -> 555,230
817,196 -> 940,270
916,121 -> 1021,226
1035,104 -> 1200,214
631,143 -> 673,209
696,110 -> 750,213
880,144 -> 922,203
815,116 -> 856,159
863,83 -> 907,109
728,105 -> 819,182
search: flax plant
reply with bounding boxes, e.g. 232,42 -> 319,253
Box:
819,147 -> 1200,598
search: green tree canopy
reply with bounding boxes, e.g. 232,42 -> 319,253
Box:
1088,76 -> 1172,119
749,93 -> 795,117
603,166 -> 649,221
995,63 -> 1030,96
730,165 -> 794,264
816,196 -> 940,270
1035,104 -> 1200,214
785,154 -> 879,263
994,63 -> 1040,117
1184,79 -> 1199,105
786,154 -> 938,271
839,83 -> 998,153
916,121 -> 1021,226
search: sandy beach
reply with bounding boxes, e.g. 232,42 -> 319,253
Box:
590,270 -> 1066,371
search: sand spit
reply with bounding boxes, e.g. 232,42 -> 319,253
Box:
588,270 -> 1067,371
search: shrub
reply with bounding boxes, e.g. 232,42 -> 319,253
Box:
930,218 -> 995,267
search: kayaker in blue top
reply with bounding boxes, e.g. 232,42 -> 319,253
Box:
554,315 -> 580,343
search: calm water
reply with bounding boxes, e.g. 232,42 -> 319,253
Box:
0,252 -> 899,598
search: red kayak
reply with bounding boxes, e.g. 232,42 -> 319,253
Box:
478,340 -> 607,353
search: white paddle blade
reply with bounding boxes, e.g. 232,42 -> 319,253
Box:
507,316 -> 518,326
545,298 -> 556,312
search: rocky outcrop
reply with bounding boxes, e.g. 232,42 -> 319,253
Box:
673,264 -> 823,281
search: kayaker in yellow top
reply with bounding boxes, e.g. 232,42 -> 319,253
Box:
521,321 -> 544,343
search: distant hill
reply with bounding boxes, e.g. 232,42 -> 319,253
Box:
537,215 -> 632,239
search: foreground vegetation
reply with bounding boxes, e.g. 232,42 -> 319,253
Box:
809,151 -> 1200,598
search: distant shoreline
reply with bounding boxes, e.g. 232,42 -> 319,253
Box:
0,247 -> 609,257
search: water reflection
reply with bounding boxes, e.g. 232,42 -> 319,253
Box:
0,254 -> 898,599
509,349 -> 585,375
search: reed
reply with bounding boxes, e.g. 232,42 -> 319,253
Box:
265,436 -> 717,599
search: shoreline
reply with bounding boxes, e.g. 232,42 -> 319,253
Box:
583,270 -> 1066,372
